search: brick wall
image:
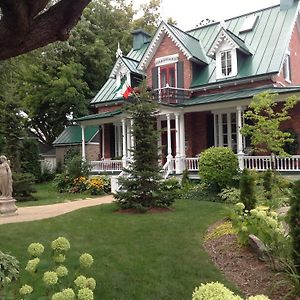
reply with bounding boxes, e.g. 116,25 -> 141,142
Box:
146,34 -> 192,89
55,144 -> 100,163
185,112 -> 209,156
275,23 -> 300,86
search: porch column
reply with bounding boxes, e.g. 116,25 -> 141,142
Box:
179,112 -> 186,171
166,113 -> 173,162
157,116 -> 162,160
101,125 -> 105,159
237,106 -> 244,170
122,118 -> 127,168
130,118 -> 134,159
127,120 -> 131,159
175,113 -> 181,174
81,125 -> 86,161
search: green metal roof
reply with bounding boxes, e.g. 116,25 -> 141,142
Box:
127,42 -> 149,61
75,109 -> 122,122
122,56 -> 143,75
181,86 -> 300,107
90,78 -> 119,104
53,125 -> 98,145
165,23 -> 208,64
224,29 -> 251,55
188,2 -> 299,87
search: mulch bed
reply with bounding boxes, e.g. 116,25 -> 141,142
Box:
204,221 -> 300,300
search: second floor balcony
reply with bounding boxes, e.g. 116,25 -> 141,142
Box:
152,87 -> 191,105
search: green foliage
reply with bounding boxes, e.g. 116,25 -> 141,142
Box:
199,147 -> 239,190
289,180 -> 300,275
218,187 -> 240,204
240,169 -> 257,211
12,173 -> 36,201
115,87 -> 164,211
0,251 -> 19,285
20,139 -> 41,181
192,282 -> 242,300
181,169 -> 191,188
284,128 -> 299,155
157,178 -> 181,207
5,237 -> 96,299
180,182 -> 220,202
65,155 -> 90,180
241,92 -> 296,156
262,169 -> 273,201
231,203 -> 291,260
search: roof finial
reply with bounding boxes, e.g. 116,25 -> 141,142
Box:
116,42 -> 123,58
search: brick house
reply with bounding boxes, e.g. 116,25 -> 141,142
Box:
75,0 -> 300,176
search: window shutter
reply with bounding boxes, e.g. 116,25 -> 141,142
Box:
152,67 -> 159,89
177,61 -> 184,88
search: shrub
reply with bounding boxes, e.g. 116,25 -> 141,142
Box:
192,282 -> 270,300
199,147 -> 238,190
262,169 -> 273,201
218,187 -> 240,204
289,180 -> 300,275
5,237 -> 96,299
231,203 -> 290,260
156,178 -> 181,207
181,169 -> 191,188
12,172 -> 36,201
181,182 -> 219,202
65,155 -> 90,180
0,251 -> 19,285
240,169 -> 257,211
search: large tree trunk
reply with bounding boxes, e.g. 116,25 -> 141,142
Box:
0,0 -> 91,60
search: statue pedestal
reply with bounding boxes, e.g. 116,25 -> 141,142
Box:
0,198 -> 18,217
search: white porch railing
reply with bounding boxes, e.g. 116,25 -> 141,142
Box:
162,159 -> 176,179
185,157 -> 199,171
243,155 -> 300,172
90,160 -> 123,173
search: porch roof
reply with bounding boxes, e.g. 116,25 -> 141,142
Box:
180,86 -> 300,107
75,109 -> 122,122
53,125 -> 98,146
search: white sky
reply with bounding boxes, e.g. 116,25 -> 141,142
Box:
132,0 -> 280,30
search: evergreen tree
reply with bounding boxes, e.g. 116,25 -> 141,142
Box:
114,88 -> 162,211
240,169 -> 257,211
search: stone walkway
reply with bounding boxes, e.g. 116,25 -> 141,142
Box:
0,195 -> 114,225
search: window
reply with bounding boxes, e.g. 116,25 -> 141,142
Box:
283,52 -> 291,82
216,47 -> 237,79
160,64 -> 176,88
114,124 -> 123,157
221,51 -> 232,77
214,111 -> 238,153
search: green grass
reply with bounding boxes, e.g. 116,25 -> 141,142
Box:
0,200 -> 238,299
17,182 -> 97,207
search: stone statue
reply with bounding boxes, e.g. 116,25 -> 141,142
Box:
0,155 -> 13,199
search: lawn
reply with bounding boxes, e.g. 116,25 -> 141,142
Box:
0,200 -> 238,299
17,182 -> 97,207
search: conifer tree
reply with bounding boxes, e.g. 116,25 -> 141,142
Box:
114,87 -> 162,211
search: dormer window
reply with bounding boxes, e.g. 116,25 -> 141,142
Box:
283,51 -> 291,82
216,48 -> 237,79
221,50 -> 232,77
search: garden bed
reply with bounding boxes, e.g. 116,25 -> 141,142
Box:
204,221 -> 299,300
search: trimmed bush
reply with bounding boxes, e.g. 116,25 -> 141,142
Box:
12,172 -> 36,201
240,169 -> 256,211
199,147 -> 238,190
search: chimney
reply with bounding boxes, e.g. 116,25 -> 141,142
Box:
131,29 -> 151,50
280,0 -> 295,10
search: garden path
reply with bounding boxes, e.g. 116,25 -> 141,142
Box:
0,195 -> 114,225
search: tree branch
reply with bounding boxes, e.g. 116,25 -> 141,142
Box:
0,0 -> 92,60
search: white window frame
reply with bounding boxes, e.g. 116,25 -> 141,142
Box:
216,40 -> 238,79
213,109 -> 238,153
114,123 -> 123,158
283,50 -> 291,83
